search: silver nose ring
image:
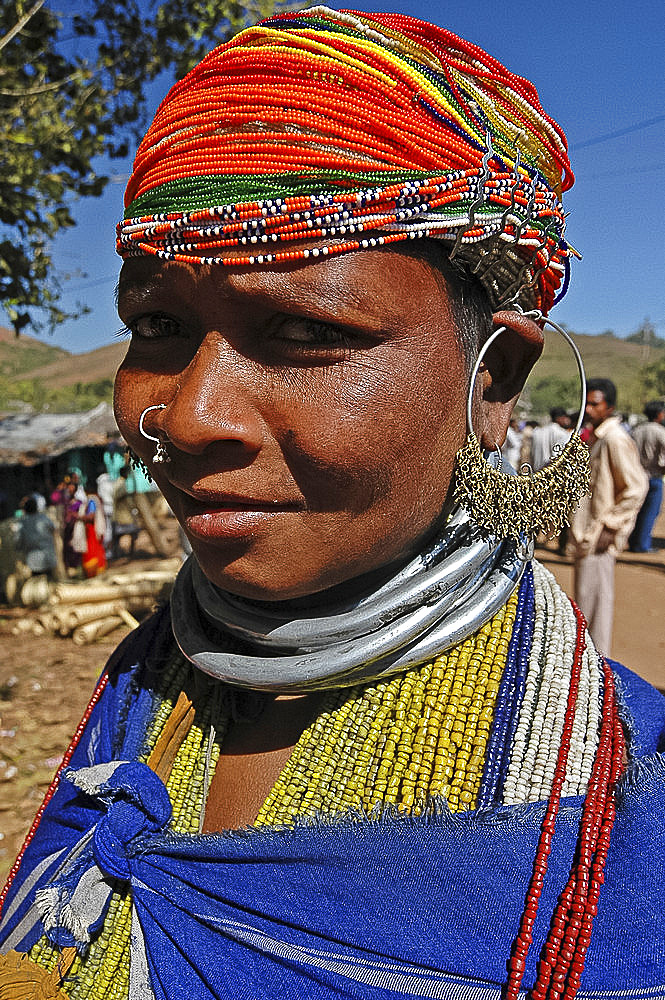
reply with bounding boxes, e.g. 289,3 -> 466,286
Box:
139,404 -> 170,464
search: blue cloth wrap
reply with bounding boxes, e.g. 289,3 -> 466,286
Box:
90,762 -> 172,881
1,608 -> 664,999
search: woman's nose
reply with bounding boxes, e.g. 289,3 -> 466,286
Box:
160,333 -> 265,456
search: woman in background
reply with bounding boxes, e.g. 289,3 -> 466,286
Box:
15,495 -> 57,579
57,479 -> 84,576
80,481 -> 107,578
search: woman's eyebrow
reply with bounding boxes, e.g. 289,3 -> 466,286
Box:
230,276 -> 400,335
116,272 -> 176,310
271,294 -> 388,336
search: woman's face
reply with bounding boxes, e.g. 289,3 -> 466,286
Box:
115,248 -> 470,600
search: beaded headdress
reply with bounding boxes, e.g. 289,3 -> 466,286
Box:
117,6 -> 575,313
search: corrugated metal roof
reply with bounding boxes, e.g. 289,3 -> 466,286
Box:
0,403 -> 119,466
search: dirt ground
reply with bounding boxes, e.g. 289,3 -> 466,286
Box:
1,512 -> 664,885
0,524 -> 181,884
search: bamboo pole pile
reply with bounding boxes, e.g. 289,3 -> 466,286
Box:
10,559 -> 181,644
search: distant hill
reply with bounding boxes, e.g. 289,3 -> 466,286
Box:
0,325 -> 69,379
26,339 -> 128,386
1,325 -> 663,416
0,328 -> 127,413
518,330 -> 665,416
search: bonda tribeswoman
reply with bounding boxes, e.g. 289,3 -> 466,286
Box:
1,8 -> 664,999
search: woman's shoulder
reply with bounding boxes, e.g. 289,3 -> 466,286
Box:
609,659 -> 665,757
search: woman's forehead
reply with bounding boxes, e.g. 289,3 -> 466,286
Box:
118,245 -> 454,328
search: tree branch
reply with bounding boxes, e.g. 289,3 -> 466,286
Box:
0,76 -> 79,97
0,0 -> 48,54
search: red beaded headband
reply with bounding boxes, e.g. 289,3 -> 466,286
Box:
117,6 -> 575,312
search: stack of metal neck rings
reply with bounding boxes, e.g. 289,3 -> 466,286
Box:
170,504 -> 531,693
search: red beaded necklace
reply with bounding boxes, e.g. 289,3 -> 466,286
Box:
506,602 -> 625,999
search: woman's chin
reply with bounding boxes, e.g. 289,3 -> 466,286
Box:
190,546 -> 326,602
188,535 -> 421,605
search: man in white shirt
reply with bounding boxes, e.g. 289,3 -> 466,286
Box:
530,407 -> 571,472
570,379 -> 648,654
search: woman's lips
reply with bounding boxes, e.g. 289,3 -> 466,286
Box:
176,491 -> 305,540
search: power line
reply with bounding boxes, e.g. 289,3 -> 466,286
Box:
65,275 -> 118,293
571,114 -> 665,150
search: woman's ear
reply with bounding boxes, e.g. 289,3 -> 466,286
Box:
475,311 -> 544,451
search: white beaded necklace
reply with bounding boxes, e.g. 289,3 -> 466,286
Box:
502,561 -> 602,805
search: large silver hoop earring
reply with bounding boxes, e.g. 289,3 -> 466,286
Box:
139,404 -> 170,464
453,312 -> 590,540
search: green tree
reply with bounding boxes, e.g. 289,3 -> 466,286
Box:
522,375 -> 579,418
640,357 -> 665,398
626,318 -> 664,349
1,0 -> 287,335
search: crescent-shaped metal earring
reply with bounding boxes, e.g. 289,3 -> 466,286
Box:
138,404 -> 170,464
453,312 -> 590,539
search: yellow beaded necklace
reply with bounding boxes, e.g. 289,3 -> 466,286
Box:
257,591 -> 516,823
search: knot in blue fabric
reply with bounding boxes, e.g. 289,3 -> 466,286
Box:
89,762 -> 172,880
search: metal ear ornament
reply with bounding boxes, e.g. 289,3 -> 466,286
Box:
139,404 -> 170,464
453,312 -> 590,540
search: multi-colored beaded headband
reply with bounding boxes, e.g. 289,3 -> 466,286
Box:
117,6 -> 576,313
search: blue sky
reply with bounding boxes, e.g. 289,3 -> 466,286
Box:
8,0 -> 664,353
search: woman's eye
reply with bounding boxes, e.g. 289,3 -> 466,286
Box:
127,313 -> 183,339
276,318 -> 353,349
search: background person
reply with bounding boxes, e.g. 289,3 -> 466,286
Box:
111,464 -> 140,559
96,467 -> 116,559
55,479 -> 85,575
628,399 -> 665,553
529,406 -> 572,471
80,480 -> 107,578
15,495 -> 57,578
503,416 -> 523,471
103,435 -> 125,481
530,407 -> 573,553
570,378 -> 648,653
